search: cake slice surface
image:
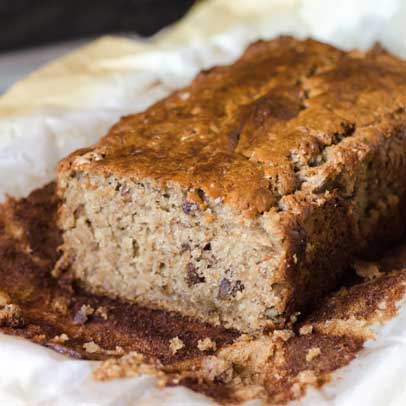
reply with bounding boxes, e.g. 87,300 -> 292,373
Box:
57,37 -> 406,332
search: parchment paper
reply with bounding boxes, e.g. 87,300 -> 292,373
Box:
1,0 -> 406,404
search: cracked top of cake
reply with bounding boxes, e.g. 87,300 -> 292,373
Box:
59,36 -> 406,217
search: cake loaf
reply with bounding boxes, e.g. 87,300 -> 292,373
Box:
56,37 -> 406,333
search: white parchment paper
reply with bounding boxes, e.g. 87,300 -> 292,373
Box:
0,0 -> 406,404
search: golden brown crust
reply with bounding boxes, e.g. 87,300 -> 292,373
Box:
59,36 -> 406,218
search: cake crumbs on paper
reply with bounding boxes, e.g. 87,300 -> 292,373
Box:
93,352 -> 167,386
51,333 -> 69,344
95,306 -> 108,320
105,346 -> 125,356
82,341 -> 124,356
169,336 -> 184,354
354,260 -> 382,280
73,304 -> 94,325
201,356 -> 233,383
197,337 -> 217,352
290,312 -> 301,323
297,370 -> 318,384
290,370 -> 318,398
273,329 -> 294,342
80,304 -> 94,316
306,347 -> 321,362
51,296 -> 70,315
291,382 -> 302,398
299,325 -> 313,335
83,341 -> 101,354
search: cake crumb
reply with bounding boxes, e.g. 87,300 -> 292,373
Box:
106,346 -> 125,356
51,333 -> 69,344
74,304 -> 94,325
354,261 -> 382,280
290,312 -> 301,323
297,370 -> 318,384
201,356 -> 233,383
52,296 -> 70,315
197,337 -> 217,352
299,325 -> 313,335
93,352 -> 167,385
169,337 -> 184,354
35,334 -> 47,342
95,306 -> 108,320
306,347 -> 321,362
273,329 -> 294,342
83,341 -> 101,354
291,382 -> 302,398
